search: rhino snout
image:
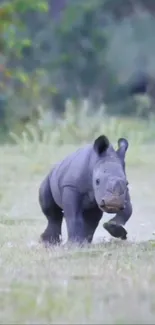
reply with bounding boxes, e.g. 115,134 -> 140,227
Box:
99,198 -> 125,213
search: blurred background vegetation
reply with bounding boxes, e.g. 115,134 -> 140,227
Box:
1,0 -> 155,142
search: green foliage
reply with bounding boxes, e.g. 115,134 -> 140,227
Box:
55,0 -> 109,102
0,0 -> 48,51
0,0 -> 155,136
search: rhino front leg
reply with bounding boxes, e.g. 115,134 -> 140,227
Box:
83,207 -> 102,243
62,187 -> 86,244
103,191 -> 132,240
108,198 -> 132,226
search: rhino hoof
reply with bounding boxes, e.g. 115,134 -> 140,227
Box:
103,222 -> 127,240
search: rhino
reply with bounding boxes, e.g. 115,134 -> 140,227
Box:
39,135 -> 132,245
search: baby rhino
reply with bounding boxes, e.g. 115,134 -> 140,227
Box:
39,135 -> 132,245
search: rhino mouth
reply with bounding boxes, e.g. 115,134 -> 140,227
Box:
100,204 -> 124,214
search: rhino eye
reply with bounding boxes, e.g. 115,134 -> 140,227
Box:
96,178 -> 100,185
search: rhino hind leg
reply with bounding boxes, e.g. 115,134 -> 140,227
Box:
39,176 -> 63,245
83,207 -> 102,243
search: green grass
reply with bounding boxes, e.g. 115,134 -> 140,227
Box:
1,110 -> 155,324
1,239 -> 155,324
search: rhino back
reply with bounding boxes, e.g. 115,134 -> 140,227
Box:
49,144 -> 98,208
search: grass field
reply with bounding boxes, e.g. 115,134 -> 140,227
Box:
1,112 -> 155,324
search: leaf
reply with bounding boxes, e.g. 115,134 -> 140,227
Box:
21,39 -> 31,47
37,2 -> 48,12
16,71 -> 29,84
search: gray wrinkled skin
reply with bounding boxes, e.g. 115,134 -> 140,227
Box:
92,154 -> 127,213
39,135 -> 132,245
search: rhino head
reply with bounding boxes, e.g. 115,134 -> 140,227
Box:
92,135 -> 129,214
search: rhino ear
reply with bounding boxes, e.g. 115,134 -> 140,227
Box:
93,135 -> 109,155
117,138 -> 129,160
